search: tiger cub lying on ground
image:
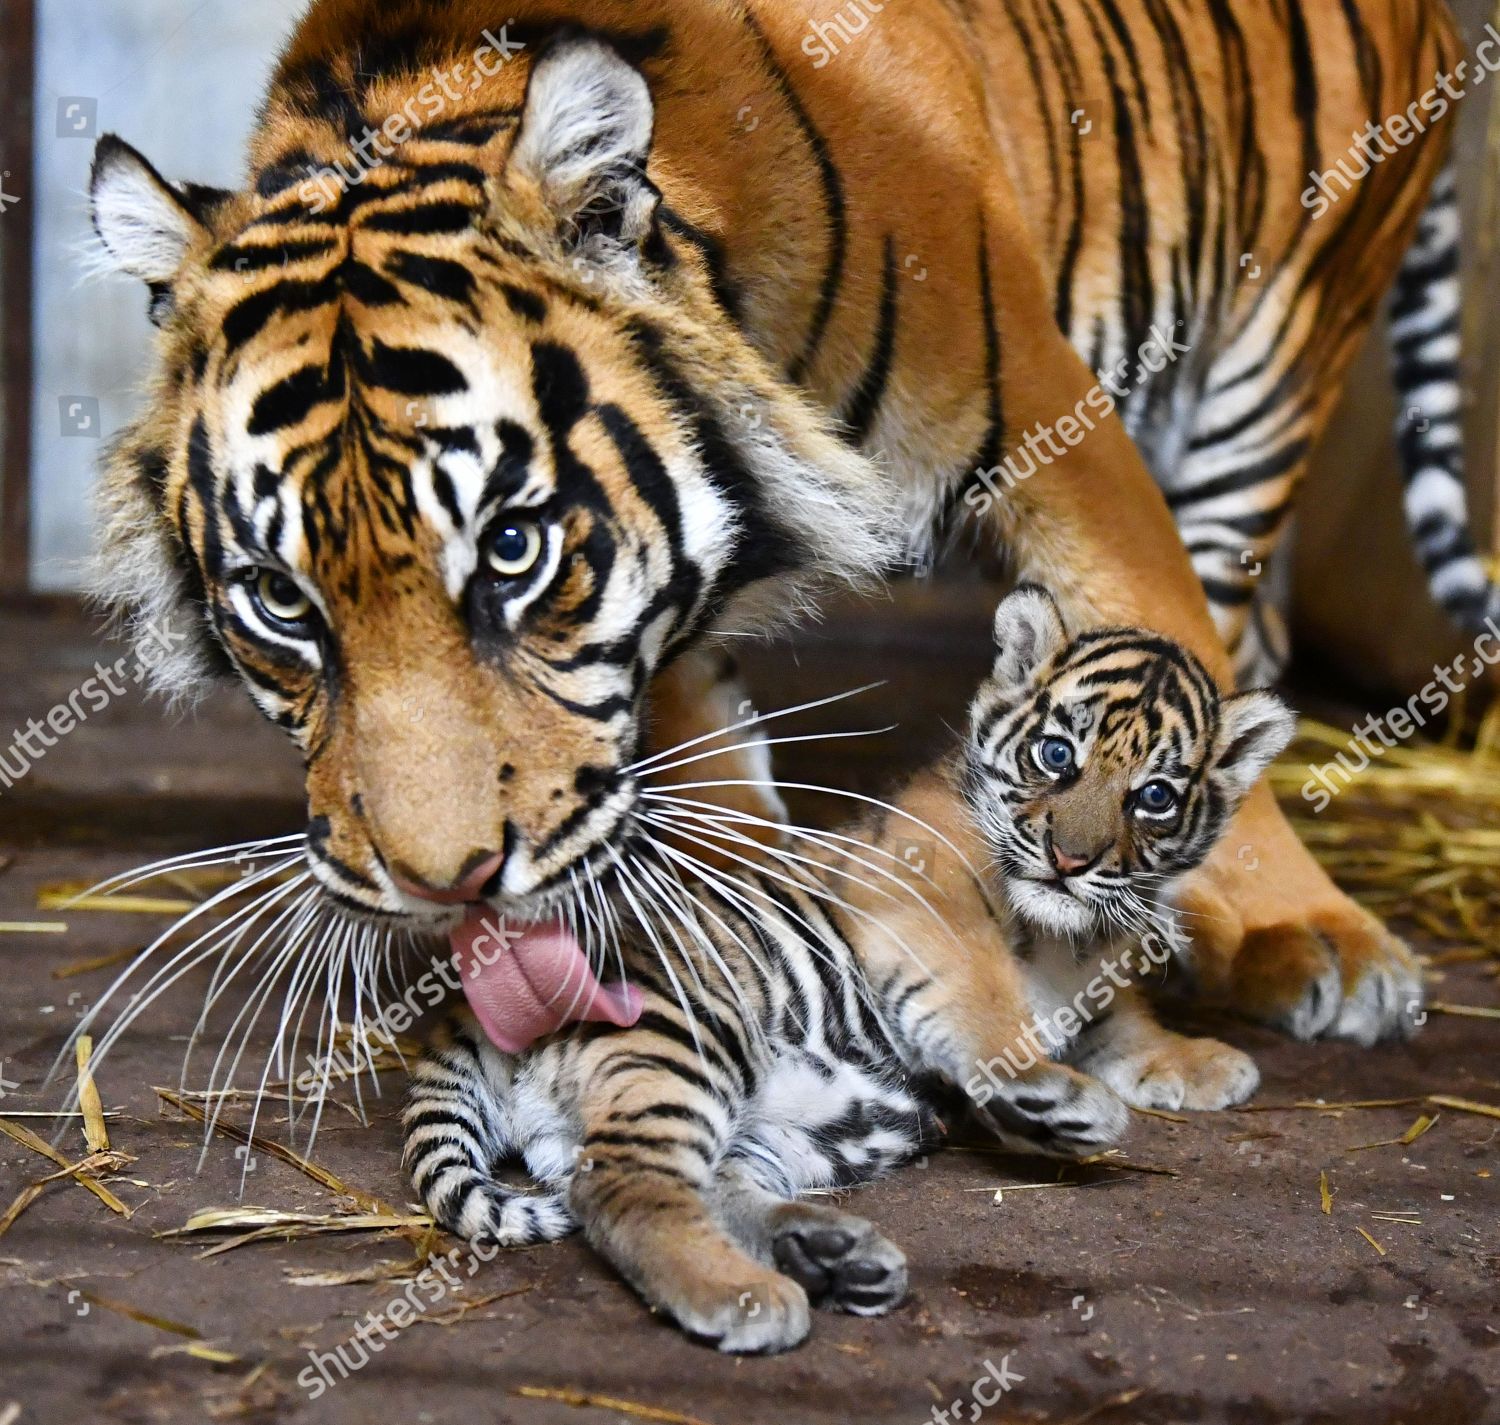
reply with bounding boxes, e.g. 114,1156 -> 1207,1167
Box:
402,587 -> 1295,1351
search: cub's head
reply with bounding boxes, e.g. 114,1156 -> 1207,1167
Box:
965,586 -> 1295,938
87,34 -> 888,923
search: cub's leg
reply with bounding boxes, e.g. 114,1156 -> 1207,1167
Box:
710,1161 -> 908,1318
1070,988 -> 1259,1113
835,778 -> 1131,1159
402,1015 -> 575,1246
570,1056 -> 810,1353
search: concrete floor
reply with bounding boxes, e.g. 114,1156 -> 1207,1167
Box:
1,599 -> 1497,1425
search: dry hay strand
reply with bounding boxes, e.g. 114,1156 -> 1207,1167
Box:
161,1207 -> 433,1258
1269,701 -> 1500,957
0,1116 -> 131,1217
156,1088 -> 396,1215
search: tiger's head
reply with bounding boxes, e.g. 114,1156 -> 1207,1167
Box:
964,586 -> 1296,939
87,35 -> 891,924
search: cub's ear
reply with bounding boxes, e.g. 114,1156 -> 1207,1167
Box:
991,584 -> 1068,690
90,135 -> 211,285
1212,690 -> 1297,798
508,34 -> 659,256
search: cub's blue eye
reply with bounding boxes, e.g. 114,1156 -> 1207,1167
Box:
1035,737 -> 1075,774
1137,780 -> 1177,814
483,519 -> 543,578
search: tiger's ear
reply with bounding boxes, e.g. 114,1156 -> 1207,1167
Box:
508,35 -> 659,258
91,135 -> 210,282
1211,690 -> 1296,799
991,584 -> 1068,690
91,135 -> 215,323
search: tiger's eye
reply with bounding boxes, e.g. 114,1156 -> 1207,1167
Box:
1036,736 -> 1075,774
253,568 -> 314,625
1137,780 -> 1177,814
483,519 -> 543,578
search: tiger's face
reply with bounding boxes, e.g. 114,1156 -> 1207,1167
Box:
965,587 -> 1295,939
87,36 -> 888,923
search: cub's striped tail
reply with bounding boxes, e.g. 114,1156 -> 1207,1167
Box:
1390,161 -> 1498,630
401,1025 -> 575,1248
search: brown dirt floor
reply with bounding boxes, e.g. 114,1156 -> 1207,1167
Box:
1,597 -> 1497,1425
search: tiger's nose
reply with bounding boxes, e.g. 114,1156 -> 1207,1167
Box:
389,849 -> 506,904
1047,835 -> 1097,877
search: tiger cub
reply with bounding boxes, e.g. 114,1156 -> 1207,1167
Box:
402,586 -> 1294,1351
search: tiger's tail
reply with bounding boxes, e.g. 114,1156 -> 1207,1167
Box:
1389,160 -> 1498,631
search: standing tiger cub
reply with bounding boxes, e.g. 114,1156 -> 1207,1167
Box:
403,587 -> 1295,1351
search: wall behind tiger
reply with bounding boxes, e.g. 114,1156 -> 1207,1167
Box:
4,0 -> 1497,701
22,0 -> 306,590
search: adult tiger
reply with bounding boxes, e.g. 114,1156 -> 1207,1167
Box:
88,0 -> 1471,1047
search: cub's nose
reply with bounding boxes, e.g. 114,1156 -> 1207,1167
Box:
1046,834 -> 1097,877
389,849 -> 506,905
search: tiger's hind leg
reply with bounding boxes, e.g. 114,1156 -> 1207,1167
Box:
1070,988 -> 1259,1113
710,1161 -> 908,1318
402,1014 -> 576,1246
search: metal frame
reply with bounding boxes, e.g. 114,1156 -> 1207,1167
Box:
0,0 -> 37,593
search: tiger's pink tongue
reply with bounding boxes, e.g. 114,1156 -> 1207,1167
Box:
450,908 -> 642,1053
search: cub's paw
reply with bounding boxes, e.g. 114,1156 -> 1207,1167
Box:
1091,1035 -> 1259,1112
769,1208 -> 908,1317
977,1062 -> 1129,1158
670,1273 -> 810,1354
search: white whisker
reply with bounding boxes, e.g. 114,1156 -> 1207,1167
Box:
625,683 -> 886,775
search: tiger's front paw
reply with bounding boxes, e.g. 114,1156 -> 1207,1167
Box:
1178,773 -> 1430,1046
1178,876 -> 1424,1046
666,1273 -> 811,1354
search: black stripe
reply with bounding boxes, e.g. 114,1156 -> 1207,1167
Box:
247,364 -> 338,436
841,236 -> 899,446
355,339 -> 468,397
361,200 -> 476,235
384,250 -> 477,306
742,12 -> 845,383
